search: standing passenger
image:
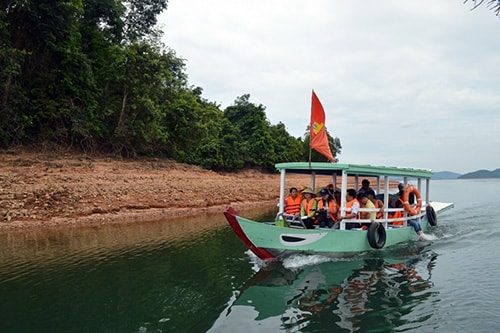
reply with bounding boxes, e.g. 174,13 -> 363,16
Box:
358,179 -> 374,195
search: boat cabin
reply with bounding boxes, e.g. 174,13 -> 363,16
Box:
275,162 -> 438,230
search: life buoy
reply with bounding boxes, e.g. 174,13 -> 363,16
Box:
426,205 -> 437,226
403,185 -> 422,216
367,222 -> 386,249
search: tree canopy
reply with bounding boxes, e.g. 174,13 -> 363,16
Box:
0,0 -> 341,171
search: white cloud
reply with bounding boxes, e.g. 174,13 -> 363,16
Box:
159,0 -> 500,173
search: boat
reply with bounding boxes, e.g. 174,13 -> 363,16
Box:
223,91 -> 454,260
223,162 -> 454,260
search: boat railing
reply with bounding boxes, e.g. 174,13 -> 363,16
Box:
275,202 -> 429,230
275,212 -> 308,229
340,203 -> 428,230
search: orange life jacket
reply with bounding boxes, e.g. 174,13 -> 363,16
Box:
391,197 -> 404,226
317,198 -> 338,221
345,199 -> 359,219
301,198 -> 317,218
373,199 -> 383,219
284,195 -> 301,215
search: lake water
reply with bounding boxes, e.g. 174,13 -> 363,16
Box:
0,179 -> 499,332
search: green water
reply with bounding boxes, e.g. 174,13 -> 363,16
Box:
0,212 -> 259,333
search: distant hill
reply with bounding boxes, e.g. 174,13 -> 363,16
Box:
459,168 -> 500,179
432,171 -> 462,180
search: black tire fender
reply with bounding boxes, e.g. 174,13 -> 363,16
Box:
426,205 -> 437,226
367,222 -> 386,249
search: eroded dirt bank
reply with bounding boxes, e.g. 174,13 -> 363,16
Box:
0,150 -> 312,233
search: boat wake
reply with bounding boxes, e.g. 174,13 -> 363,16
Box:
282,253 -> 335,270
423,233 -> 439,241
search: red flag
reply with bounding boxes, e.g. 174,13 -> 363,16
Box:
310,90 -> 335,162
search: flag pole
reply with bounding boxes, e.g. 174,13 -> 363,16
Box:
308,146 -> 312,169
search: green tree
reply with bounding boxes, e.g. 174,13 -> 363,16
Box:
109,42 -> 186,156
0,0 -> 340,172
269,122 -> 303,163
0,8 -> 28,145
224,94 -> 276,169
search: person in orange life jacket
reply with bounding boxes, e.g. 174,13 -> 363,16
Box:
366,189 -> 384,219
300,187 -> 317,229
337,189 -> 361,229
316,188 -> 338,228
284,187 -> 301,216
391,185 -> 405,226
393,184 -> 427,240
358,179 -> 374,196
325,183 -> 342,205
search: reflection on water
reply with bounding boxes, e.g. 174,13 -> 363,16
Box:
0,206 -> 276,272
210,245 -> 439,333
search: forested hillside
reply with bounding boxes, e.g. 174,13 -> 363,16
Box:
0,0 -> 341,171
459,169 -> 500,179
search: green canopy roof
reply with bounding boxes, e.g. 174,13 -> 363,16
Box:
274,162 -> 433,179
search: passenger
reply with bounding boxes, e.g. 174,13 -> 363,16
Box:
334,190 -> 341,206
366,189 -> 384,219
316,188 -> 338,228
408,218 -> 428,240
391,187 -> 405,226
284,187 -> 301,216
357,192 -> 375,229
300,187 -> 317,229
338,189 -> 361,229
299,185 -> 308,195
396,183 -> 405,197
358,179 -> 374,195
325,183 -> 341,204
325,183 -> 335,196
393,184 -> 428,240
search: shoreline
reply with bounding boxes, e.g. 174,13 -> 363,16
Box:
0,200 -> 279,234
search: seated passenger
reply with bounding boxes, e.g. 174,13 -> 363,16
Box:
358,192 -> 375,229
338,189 -> 361,229
390,191 -> 405,226
366,189 -> 384,219
392,185 -> 428,240
407,218 -> 428,240
284,187 -> 301,216
300,187 -> 317,229
316,188 -> 338,228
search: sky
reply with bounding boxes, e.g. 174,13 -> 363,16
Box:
158,1 -> 500,174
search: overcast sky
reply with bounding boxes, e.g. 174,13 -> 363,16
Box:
158,1 -> 500,174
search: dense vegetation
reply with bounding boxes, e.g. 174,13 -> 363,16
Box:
0,0 -> 341,171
